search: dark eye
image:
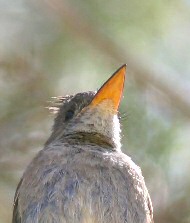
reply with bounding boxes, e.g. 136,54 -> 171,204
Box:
65,109 -> 75,121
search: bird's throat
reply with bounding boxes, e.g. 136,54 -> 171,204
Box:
62,132 -> 117,150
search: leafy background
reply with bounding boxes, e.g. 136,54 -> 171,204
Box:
0,0 -> 190,222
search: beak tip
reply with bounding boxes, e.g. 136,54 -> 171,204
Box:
116,64 -> 127,81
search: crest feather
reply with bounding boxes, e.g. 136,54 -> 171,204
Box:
46,95 -> 73,114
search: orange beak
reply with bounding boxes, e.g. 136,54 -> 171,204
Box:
90,64 -> 126,113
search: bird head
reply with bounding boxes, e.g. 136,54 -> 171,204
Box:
47,65 -> 126,151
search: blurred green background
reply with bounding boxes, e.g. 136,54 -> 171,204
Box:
0,0 -> 190,222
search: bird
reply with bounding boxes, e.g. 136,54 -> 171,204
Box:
12,64 -> 153,223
